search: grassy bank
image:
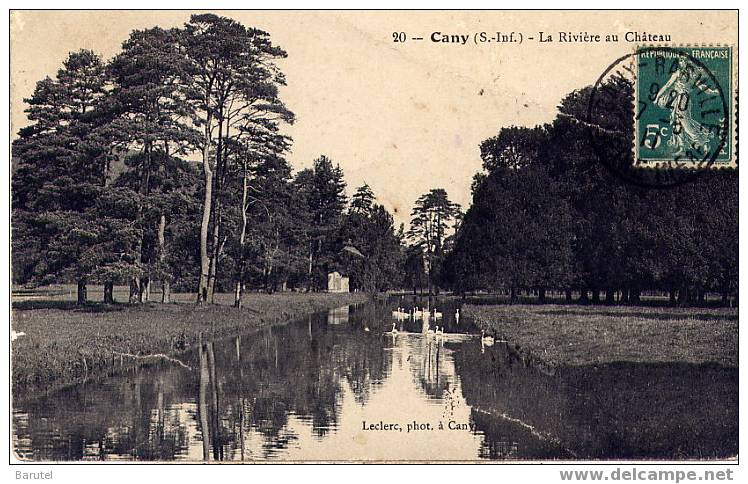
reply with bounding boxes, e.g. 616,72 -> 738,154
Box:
12,290 -> 369,396
464,304 -> 738,368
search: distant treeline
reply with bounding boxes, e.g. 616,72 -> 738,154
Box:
11,15 -> 736,307
441,78 -> 737,306
11,14 -> 414,306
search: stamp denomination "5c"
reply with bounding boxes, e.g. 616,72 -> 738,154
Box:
635,46 -> 734,168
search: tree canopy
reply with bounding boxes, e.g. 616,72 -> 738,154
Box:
443,75 -> 738,305
11,16 -> 736,308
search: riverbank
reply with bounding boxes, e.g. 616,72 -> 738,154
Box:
464,304 -> 738,368
11,291 -> 369,396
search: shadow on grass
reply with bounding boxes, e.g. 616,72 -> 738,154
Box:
11,300 -> 126,313
463,295 -> 735,310
11,298 -> 245,314
538,309 -> 738,322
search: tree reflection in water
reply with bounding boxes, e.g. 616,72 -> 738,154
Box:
453,340 -> 738,459
189,302 -> 394,460
12,298 -> 738,461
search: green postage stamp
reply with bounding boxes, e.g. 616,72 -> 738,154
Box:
635,46 -> 735,168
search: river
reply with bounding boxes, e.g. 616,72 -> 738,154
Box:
12,297 -> 737,461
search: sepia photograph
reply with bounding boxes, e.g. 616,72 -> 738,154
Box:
7,7 -> 740,469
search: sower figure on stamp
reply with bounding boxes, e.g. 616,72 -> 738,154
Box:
653,60 -> 720,158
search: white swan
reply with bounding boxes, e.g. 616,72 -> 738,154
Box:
435,326 -> 444,336
392,307 -> 410,320
481,330 -> 494,346
388,322 -> 398,335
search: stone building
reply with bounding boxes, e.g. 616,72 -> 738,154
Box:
327,271 -> 350,293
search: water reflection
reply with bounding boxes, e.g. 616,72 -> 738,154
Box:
13,298 -> 737,461
455,340 -> 738,459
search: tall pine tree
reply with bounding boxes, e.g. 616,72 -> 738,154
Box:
13,50 -> 112,304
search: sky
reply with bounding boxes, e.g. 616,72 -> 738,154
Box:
10,10 -> 736,226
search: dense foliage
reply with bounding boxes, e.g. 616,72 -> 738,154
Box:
443,79 -> 738,305
11,15 -> 409,304
11,15 -> 736,307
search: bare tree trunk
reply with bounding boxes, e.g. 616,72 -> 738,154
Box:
234,167 -> 249,308
234,282 -> 243,308
77,278 -> 87,305
265,264 -> 275,294
424,253 -> 432,297
162,281 -> 171,304
197,120 -> 213,304
307,241 -> 314,292
207,211 -> 220,303
129,277 -> 140,304
677,285 -> 689,307
139,277 -> 151,303
103,281 -> 114,304
158,213 -> 170,304
208,235 -> 227,304
134,141 -> 152,305
206,117 -> 229,305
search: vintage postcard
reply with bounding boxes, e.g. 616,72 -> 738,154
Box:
9,9 -> 738,467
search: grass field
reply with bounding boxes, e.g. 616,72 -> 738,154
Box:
11,286 -> 369,397
464,304 -> 738,368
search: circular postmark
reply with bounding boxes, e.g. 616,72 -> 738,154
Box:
587,46 -> 731,188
